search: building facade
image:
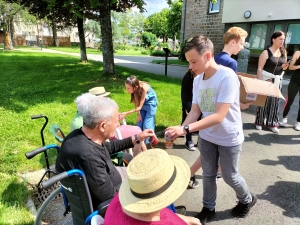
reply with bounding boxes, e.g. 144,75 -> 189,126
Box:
181,0 -> 300,58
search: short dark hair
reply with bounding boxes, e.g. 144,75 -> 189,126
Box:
183,35 -> 214,56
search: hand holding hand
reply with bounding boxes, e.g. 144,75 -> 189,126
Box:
165,126 -> 184,140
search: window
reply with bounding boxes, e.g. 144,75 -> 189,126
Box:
274,24 -> 282,32
232,23 -> 247,31
208,0 -> 221,14
286,23 -> 300,56
249,24 -> 267,50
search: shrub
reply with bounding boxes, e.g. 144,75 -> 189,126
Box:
150,50 -> 166,57
158,42 -> 169,48
141,32 -> 157,47
141,49 -> 150,55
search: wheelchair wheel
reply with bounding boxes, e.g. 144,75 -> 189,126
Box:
35,187 -> 73,225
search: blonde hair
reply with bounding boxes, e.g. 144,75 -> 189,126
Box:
223,27 -> 248,45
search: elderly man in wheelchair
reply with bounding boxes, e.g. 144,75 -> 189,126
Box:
70,86 -> 148,156
55,93 -> 154,216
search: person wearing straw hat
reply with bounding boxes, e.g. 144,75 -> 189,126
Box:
104,149 -> 201,225
70,86 -> 147,156
56,93 -> 154,210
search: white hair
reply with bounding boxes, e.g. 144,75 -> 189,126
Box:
75,93 -> 118,129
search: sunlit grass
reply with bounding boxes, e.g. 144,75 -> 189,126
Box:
0,49 -> 182,224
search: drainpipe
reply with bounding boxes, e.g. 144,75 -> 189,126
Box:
181,0 -> 187,43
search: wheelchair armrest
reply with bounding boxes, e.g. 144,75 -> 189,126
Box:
97,198 -> 113,217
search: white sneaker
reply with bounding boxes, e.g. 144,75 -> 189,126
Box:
279,118 -> 287,127
268,127 -> 279,133
256,125 -> 262,130
294,122 -> 300,131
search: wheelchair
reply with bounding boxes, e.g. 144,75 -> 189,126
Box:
35,169 -> 108,225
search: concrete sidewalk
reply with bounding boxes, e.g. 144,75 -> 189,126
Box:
169,83 -> 300,225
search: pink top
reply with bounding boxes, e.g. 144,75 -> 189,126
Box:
104,193 -> 188,225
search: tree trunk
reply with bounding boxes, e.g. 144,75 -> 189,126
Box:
10,18 -> 16,47
100,0 -> 115,77
77,15 -> 88,62
4,19 -> 13,50
4,31 -> 13,50
52,21 -> 58,47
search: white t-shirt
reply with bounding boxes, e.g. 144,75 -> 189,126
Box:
192,65 -> 244,146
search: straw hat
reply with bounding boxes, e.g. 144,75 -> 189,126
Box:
119,149 -> 190,213
88,87 -> 110,97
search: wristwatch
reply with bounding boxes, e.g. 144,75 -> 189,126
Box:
184,125 -> 190,134
134,134 -> 140,144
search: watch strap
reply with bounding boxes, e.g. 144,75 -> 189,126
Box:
134,134 -> 140,144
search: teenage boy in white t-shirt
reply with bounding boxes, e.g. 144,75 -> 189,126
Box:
165,35 -> 256,224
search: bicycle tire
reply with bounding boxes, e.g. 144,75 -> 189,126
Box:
35,187 -> 73,225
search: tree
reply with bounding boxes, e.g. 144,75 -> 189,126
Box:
145,9 -> 169,42
141,32 -> 157,47
0,1 -> 23,50
166,0 -> 182,49
85,19 -> 101,40
96,0 -> 146,76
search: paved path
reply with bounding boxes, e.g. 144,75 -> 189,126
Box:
19,48 -> 299,224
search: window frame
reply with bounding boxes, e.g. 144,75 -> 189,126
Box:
207,0 -> 221,14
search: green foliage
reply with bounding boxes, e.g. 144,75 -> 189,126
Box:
84,20 -> 101,39
0,49 -> 182,223
166,0 -> 182,41
145,9 -> 169,41
178,38 -> 188,61
150,50 -> 166,57
158,42 -> 169,48
141,49 -> 150,55
141,32 -> 157,47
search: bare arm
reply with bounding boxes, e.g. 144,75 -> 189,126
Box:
166,102 -> 231,140
257,50 -> 268,80
289,51 -> 300,70
119,83 -> 149,119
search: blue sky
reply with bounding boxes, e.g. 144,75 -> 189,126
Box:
143,0 -> 169,16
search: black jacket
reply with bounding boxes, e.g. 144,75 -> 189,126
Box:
55,128 -> 133,209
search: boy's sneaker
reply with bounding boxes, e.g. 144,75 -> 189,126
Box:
188,174 -> 199,188
231,193 -> 257,218
279,118 -> 287,127
195,207 -> 216,223
294,122 -> 300,131
184,142 -> 196,151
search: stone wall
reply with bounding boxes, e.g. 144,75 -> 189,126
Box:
181,0 -> 225,53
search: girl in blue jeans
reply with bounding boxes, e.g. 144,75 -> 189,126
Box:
119,75 -> 158,144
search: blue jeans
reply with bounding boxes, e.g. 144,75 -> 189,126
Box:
137,109 -> 155,144
199,137 -> 252,210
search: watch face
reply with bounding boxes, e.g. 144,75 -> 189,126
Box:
184,125 -> 189,132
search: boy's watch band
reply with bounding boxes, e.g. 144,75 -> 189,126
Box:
184,125 -> 190,134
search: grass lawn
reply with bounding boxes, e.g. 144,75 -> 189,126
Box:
30,46 -> 150,56
0,49 -> 182,224
152,59 -> 189,66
